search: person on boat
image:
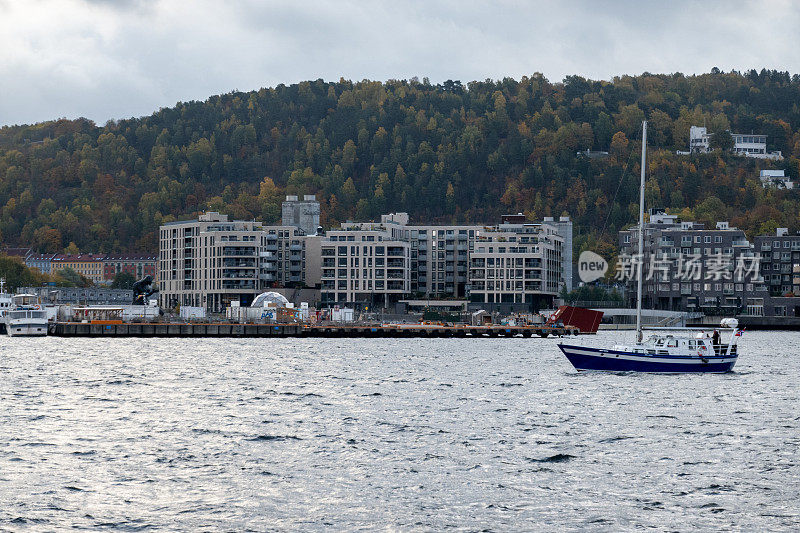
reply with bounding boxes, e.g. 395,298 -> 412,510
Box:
712,329 -> 720,354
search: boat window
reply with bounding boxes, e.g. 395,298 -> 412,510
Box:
667,339 -> 677,348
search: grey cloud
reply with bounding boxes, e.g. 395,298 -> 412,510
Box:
1,0 -> 799,126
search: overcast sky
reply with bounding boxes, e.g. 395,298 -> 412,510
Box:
1,0 -> 799,126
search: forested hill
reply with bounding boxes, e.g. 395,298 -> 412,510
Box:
2,69 -> 800,254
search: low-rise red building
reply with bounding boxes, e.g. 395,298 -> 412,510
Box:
103,254 -> 157,283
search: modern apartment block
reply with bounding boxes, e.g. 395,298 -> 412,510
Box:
618,213 -> 767,314
319,226 -> 411,305
325,213 -> 570,310
158,212 -> 320,311
160,210 -> 572,312
753,228 -> 800,297
159,212 -> 273,310
468,223 -> 564,308
340,213 -> 477,298
262,225 -> 309,287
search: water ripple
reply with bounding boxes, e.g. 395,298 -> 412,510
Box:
0,332 -> 798,530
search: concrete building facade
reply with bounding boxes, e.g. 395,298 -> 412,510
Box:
468,223 -> 564,310
282,195 -> 320,236
753,228 -> 800,297
159,212 -> 272,311
160,210 -> 572,312
319,227 -> 411,306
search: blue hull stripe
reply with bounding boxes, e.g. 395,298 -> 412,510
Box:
558,344 -> 737,373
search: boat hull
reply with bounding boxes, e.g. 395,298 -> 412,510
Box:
6,321 -> 48,337
558,344 -> 737,373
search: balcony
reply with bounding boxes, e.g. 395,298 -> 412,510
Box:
223,259 -> 256,267
221,272 -> 257,279
259,273 -> 275,281
222,281 -> 256,290
222,247 -> 257,257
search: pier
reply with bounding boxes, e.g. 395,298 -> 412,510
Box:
47,322 -> 579,338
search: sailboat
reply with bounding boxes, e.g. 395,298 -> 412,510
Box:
557,121 -> 741,373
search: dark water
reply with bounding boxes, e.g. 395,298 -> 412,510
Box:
0,331 -> 798,531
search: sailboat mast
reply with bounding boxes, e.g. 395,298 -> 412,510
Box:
636,121 -> 647,342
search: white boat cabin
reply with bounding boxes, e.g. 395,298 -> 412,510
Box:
614,331 -> 738,357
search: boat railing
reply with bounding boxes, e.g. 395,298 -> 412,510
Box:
712,343 -> 737,356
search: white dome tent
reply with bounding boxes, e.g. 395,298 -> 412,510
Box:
251,292 -> 290,308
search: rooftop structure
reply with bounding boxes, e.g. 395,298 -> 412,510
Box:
282,195 -> 320,236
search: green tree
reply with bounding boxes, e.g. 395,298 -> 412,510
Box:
55,267 -> 91,288
0,255 -> 46,290
111,271 -> 136,289
710,130 -> 734,151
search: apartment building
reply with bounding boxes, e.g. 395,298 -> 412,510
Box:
618,213 -> 766,314
158,212 -> 321,311
469,223 -> 564,309
319,227 -> 411,305
159,212 -> 273,311
753,228 -> 800,297
324,213 -> 569,310
25,253 -> 57,274
262,225 -> 308,287
52,254 -> 107,284
160,209 -> 571,312
332,213 -> 572,300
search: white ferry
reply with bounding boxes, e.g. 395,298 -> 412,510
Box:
5,294 -> 48,336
